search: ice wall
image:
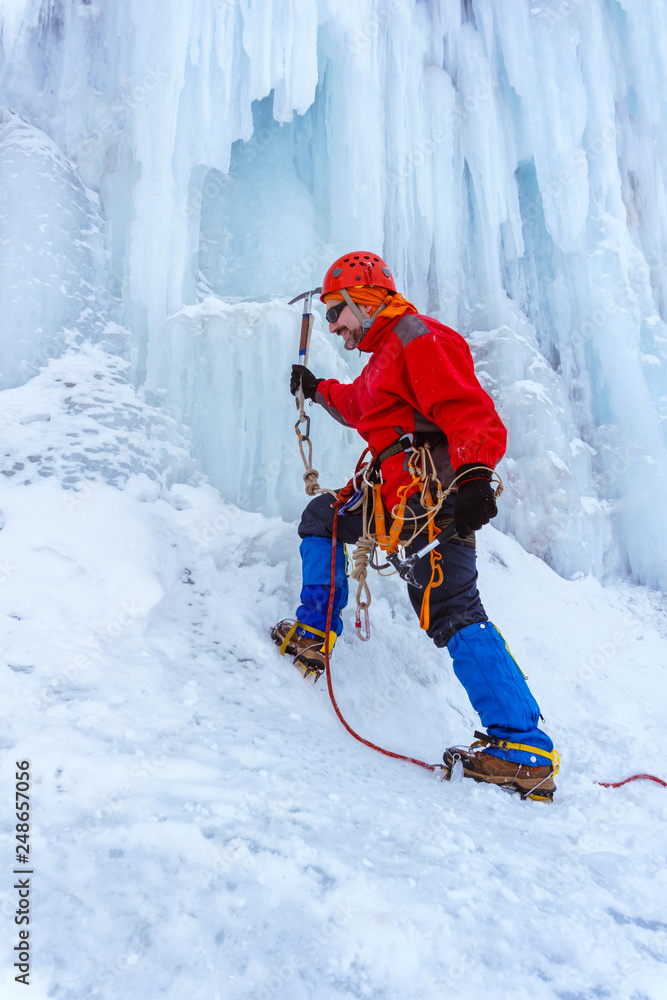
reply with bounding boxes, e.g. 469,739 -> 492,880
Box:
0,109 -> 105,389
1,0 -> 667,589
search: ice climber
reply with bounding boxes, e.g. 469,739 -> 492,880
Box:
272,251 -> 559,801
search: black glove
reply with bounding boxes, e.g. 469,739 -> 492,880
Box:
290,364 -> 322,400
453,465 -> 498,535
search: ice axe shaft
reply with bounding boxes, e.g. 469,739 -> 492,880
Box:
289,286 -> 322,362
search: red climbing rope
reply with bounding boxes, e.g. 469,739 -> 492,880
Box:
596,774 -> 667,789
323,504 -> 440,773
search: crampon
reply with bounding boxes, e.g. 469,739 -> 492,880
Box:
442,732 -> 558,802
270,619 -> 334,684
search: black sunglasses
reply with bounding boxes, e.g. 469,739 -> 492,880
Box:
325,300 -> 347,324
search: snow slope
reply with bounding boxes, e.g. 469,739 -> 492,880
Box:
1,346 -> 666,1000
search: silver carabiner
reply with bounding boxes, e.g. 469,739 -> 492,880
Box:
295,413 -> 311,442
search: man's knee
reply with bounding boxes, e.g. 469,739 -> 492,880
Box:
431,612 -> 489,648
298,495 -> 336,539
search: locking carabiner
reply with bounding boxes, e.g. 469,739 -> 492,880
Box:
355,603 -> 371,641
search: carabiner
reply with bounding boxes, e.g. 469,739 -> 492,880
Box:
362,462 -> 381,487
294,413 -> 311,442
355,603 -> 371,641
338,488 -> 364,515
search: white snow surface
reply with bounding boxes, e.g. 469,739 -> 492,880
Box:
1,346 -> 666,999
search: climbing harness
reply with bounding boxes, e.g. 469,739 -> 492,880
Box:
344,441 -> 503,633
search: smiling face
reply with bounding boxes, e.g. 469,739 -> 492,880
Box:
326,300 -> 371,351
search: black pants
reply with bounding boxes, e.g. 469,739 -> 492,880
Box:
298,491 -> 488,647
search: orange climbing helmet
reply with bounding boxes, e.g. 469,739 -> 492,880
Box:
320,251 -> 396,302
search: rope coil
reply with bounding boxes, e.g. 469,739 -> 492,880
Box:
350,535 -> 373,608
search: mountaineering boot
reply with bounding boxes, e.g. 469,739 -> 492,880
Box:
442,621 -> 558,799
447,622 -> 555,764
270,619 -> 335,683
442,741 -> 557,801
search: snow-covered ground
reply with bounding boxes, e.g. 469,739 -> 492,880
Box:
1,345 -> 666,999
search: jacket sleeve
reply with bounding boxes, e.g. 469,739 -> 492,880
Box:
314,378 -> 362,430
404,329 -> 507,469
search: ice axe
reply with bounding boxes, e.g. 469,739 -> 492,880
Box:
288,287 -> 323,495
289,286 -> 322,443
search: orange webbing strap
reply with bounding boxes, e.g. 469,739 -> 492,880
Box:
419,489 -> 443,631
373,482 -> 390,548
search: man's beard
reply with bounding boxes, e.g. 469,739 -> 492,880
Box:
338,325 -> 364,351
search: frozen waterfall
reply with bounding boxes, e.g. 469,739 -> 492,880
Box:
1,0 -> 667,589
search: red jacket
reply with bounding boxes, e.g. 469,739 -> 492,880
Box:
315,310 -> 507,508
